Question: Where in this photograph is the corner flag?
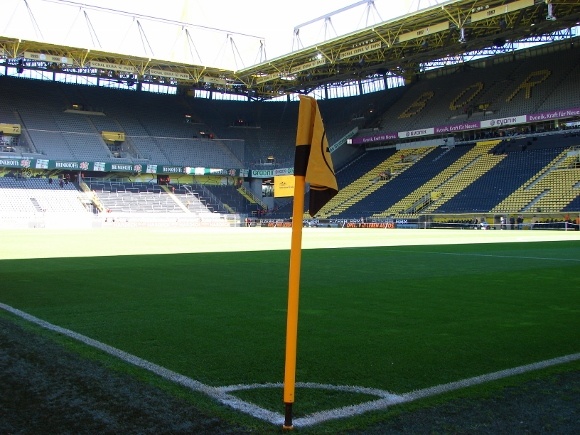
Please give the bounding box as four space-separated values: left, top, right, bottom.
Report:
283 96 338 430
294 95 338 216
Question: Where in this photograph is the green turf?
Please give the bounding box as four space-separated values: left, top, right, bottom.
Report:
1 240 579 399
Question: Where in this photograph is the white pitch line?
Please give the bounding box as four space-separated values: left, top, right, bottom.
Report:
0 302 285 422
1 302 578 428
403 353 580 402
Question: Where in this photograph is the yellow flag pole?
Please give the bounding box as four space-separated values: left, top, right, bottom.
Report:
283 173 305 430
283 95 337 429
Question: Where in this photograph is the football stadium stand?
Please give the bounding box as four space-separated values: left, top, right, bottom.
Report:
1 42 579 229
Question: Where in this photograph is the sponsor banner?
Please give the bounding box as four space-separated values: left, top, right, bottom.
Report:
527 107 580 122
274 174 295 197
394 218 418 224
110 163 140 172
35 159 49 169
471 0 533 23
149 68 190 81
207 168 229 175
88 61 136 74
259 219 293 228
0 159 93 171
393 218 419 229
339 41 381 60
251 169 274 178
259 218 413 229
290 58 326 74
0 158 21 167
255 72 281 84
143 165 183 174
183 167 246 176
0 159 248 176
434 121 480 134
349 131 398 145
342 218 418 228
344 222 396 228
250 167 294 178
274 167 293 176
480 115 527 128
203 76 227 86
328 140 343 153
399 21 449 43
54 161 81 170
350 104 580 145
24 51 74 66
399 127 435 139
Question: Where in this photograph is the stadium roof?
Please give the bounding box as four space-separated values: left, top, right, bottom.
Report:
1 0 579 100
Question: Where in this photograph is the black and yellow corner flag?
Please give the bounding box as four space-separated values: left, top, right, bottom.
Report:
283 96 339 430
294 95 338 216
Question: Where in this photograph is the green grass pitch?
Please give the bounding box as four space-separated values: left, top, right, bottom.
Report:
1 227 579 429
